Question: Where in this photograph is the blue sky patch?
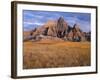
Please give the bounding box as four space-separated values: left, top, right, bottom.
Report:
23 10 91 32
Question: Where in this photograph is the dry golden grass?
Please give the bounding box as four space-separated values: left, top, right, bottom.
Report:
23 31 30 37
23 40 91 69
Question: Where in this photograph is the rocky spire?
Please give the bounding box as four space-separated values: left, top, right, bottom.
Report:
56 16 68 38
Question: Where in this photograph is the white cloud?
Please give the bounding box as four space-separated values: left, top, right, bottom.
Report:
33 22 44 25
24 21 44 26
24 22 34 25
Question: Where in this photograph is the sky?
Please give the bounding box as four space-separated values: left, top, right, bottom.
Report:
23 10 91 32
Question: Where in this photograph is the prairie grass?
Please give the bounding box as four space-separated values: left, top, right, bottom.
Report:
23 40 91 69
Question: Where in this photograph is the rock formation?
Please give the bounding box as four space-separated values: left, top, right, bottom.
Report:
24 17 91 42
66 24 86 42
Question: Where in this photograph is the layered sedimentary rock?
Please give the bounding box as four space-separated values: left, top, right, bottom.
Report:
24 17 90 42
67 24 86 41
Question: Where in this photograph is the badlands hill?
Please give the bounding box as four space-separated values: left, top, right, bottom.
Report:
24 17 91 42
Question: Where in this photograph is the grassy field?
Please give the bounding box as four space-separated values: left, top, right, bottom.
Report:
23 40 91 69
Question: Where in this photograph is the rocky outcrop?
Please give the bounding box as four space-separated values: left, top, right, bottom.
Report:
83 31 91 41
43 17 68 38
56 17 68 38
66 24 86 42
24 17 91 42
44 20 57 37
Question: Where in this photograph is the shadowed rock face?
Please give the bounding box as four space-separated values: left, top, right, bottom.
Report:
44 20 57 37
56 17 68 38
45 17 69 38
30 17 69 38
67 24 86 42
24 17 90 42
84 31 91 41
